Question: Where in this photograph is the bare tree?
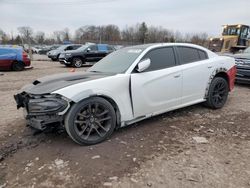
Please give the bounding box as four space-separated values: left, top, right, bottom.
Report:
17 26 33 44
17 26 33 59
62 28 70 41
53 31 63 44
35 31 45 44
138 22 148 43
0 29 8 44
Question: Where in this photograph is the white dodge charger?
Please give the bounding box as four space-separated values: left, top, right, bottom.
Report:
14 43 236 145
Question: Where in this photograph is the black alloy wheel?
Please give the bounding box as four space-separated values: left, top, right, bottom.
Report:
65 97 116 145
205 77 229 109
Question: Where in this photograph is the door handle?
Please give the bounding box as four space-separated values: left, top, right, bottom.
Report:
174 74 181 78
207 66 213 69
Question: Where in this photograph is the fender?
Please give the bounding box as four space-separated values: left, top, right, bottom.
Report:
204 67 228 98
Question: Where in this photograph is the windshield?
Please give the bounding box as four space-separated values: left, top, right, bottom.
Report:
223 26 240 36
76 45 88 51
57 45 68 50
244 47 250 53
88 47 144 73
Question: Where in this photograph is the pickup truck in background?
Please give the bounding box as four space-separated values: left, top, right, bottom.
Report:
0 46 31 71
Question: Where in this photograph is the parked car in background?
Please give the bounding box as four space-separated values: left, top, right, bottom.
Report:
14 43 236 145
59 44 115 67
234 47 250 59
233 47 250 84
0 46 31 71
38 45 60 55
47 44 82 61
32 46 41 54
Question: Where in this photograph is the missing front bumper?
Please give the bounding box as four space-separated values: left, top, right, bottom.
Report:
27 115 64 130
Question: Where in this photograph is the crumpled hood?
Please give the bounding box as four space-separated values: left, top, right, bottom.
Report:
21 71 115 95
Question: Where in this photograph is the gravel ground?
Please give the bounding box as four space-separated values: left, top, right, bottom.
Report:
0 55 250 188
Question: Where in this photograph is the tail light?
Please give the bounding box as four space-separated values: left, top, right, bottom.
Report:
227 65 237 91
23 51 30 59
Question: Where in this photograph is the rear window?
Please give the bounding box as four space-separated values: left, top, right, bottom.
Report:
72 45 81 50
177 47 200 64
198 50 208 60
97 45 108 52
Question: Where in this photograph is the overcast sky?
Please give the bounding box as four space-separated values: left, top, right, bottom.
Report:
0 0 249 37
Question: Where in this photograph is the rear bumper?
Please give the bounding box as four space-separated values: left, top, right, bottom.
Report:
23 59 31 67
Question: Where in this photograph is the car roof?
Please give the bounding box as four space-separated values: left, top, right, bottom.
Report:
123 43 217 58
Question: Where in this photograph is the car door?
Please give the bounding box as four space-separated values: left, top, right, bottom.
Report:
131 47 182 118
176 46 213 104
85 45 98 62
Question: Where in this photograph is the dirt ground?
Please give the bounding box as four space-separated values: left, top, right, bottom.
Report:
0 55 250 188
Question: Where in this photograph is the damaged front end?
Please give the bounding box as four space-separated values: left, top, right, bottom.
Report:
14 92 70 130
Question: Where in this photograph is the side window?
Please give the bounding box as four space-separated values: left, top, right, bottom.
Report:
72 45 80 50
97 45 108 52
65 46 72 51
142 47 176 72
177 47 200 64
89 45 98 51
107 46 114 51
198 50 208 60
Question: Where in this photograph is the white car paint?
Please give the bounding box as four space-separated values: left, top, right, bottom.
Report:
53 43 235 127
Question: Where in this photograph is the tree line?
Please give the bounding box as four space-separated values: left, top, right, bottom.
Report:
0 22 209 47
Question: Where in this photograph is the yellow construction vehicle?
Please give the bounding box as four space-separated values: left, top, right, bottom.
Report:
209 24 249 53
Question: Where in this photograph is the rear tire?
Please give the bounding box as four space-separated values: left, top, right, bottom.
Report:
204 77 229 109
65 97 116 145
12 61 24 71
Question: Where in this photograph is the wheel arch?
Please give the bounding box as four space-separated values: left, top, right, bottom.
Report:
205 68 230 98
96 95 121 129
72 55 85 62
69 94 121 129
214 72 229 85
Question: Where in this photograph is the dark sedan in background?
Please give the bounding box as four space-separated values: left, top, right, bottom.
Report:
59 44 115 67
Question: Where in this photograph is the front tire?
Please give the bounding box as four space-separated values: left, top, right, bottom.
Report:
204 77 229 109
72 57 84 68
65 97 116 145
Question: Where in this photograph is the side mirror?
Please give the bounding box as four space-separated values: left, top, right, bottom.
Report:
86 48 91 52
137 59 151 72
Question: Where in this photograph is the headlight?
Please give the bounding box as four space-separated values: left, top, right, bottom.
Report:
28 95 68 114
